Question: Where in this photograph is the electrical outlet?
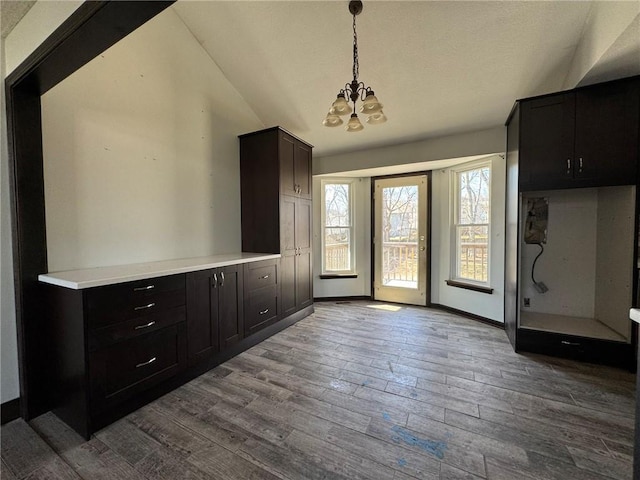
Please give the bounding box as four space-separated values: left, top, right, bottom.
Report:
523 298 530 307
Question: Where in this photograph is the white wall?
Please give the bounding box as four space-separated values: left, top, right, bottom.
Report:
1 38 20 404
312 177 371 298
4 1 82 75
563 2 640 89
431 155 506 322
313 127 505 176
41 8 263 271
520 189 598 318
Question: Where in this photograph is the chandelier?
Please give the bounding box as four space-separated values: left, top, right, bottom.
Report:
322 0 386 132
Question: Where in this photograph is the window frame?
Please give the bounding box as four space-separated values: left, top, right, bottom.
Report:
320 178 356 275
450 161 492 287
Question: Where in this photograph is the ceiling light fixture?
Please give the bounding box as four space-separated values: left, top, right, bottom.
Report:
322 0 386 132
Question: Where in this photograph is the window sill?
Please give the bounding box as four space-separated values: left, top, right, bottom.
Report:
445 279 493 294
319 274 358 280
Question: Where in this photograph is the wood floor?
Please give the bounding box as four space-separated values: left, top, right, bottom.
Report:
2 300 636 479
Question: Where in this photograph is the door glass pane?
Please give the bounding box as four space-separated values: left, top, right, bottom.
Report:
457 225 489 281
324 228 350 271
381 186 418 288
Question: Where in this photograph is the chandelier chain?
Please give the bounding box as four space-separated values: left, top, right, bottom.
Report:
352 13 359 82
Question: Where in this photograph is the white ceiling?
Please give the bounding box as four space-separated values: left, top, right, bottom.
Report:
171 1 640 158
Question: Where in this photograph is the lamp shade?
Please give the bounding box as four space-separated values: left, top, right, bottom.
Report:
366 111 387 125
359 92 383 114
323 113 344 127
345 113 364 132
329 95 352 116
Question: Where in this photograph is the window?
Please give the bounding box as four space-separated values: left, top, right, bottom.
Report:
321 179 355 274
452 163 491 284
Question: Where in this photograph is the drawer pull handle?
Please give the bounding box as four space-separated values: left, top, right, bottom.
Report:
133 285 154 292
259 308 269 315
259 274 270 279
134 321 156 330
561 340 580 346
134 302 155 311
136 357 157 368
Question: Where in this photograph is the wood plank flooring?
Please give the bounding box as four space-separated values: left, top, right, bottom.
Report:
2 300 636 479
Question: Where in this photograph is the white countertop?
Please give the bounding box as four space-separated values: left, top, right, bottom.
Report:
38 253 281 290
630 308 640 324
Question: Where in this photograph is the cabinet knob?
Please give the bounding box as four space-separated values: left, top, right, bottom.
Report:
578 157 583 173
566 159 571 175
212 273 218 288
219 271 225 287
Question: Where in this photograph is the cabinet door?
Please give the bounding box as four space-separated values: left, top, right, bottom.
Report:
279 133 297 196
296 251 313 310
281 195 296 255
186 269 218 365
218 265 244 350
294 141 312 199
280 254 297 317
574 79 639 186
519 92 575 191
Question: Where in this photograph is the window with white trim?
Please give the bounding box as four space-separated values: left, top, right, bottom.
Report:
452 163 491 284
321 179 355 274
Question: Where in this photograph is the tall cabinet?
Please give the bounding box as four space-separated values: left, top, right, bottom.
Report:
505 75 640 369
239 127 313 318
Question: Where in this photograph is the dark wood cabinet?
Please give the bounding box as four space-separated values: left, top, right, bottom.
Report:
243 259 280 336
279 132 312 198
48 274 188 439
186 265 243 365
240 127 313 318
505 75 639 369
519 76 639 191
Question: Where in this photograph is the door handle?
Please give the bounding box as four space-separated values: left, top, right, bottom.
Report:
566 159 571 175
578 157 583 173
219 271 225 287
259 308 269 315
212 272 217 288
420 246 426 251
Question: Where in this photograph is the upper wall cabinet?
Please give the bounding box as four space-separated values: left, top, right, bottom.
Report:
279 132 312 199
519 76 639 191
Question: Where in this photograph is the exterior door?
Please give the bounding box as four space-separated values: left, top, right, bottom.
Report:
373 175 429 305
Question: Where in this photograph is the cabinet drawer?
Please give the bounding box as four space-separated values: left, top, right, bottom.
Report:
89 323 186 411
86 276 185 328
244 285 278 336
244 259 278 292
88 306 185 351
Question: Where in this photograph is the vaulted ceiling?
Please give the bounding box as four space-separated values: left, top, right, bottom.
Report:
171 1 640 157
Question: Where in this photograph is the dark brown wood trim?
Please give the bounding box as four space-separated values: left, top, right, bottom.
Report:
318 274 358 279
1 398 21 425
314 296 372 302
6 0 174 421
445 279 494 294
431 303 504 330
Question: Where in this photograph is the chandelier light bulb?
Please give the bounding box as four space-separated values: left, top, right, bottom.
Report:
323 113 344 127
345 113 364 132
329 95 352 116
360 91 383 114
366 111 387 124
